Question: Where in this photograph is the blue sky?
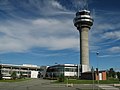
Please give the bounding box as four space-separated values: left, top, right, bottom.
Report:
0 0 120 70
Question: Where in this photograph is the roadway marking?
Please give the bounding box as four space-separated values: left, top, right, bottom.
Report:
98 85 119 90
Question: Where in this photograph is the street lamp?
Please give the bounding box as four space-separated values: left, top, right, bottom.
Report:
96 52 99 90
91 66 94 90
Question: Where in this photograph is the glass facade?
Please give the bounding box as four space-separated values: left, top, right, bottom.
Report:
46 64 78 78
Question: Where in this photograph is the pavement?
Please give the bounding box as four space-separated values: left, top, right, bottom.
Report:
0 79 119 90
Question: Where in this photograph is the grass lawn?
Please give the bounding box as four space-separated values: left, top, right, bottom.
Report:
0 78 31 82
55 79 120 84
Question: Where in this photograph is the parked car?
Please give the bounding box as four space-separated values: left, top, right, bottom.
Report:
2 76 12 80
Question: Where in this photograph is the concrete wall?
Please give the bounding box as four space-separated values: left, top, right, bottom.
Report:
95 71 107 80
31 71 38 78
102 72 107 80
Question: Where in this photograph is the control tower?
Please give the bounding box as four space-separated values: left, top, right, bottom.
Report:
73 10 93 73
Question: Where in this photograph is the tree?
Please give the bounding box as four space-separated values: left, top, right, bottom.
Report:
19 72 23 79
11 71 17 80
38 72 41 78
117 72 120 81
0 65 2 80
108 68 116 78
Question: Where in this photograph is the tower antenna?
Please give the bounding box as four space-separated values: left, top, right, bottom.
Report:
83 0 88 10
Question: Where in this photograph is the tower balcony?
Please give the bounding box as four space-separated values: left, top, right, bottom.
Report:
73 10 93 29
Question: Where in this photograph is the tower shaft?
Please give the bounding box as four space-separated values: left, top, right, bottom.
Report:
79 27 89 73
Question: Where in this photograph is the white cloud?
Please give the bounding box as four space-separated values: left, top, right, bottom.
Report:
71 0 88 10
108 47 120 53
0 0 119 56
0 17 79 53
0 0 80 53
103 31 120 39
46 37 79 50
0 0 73 19
51 0 64 10
99 54 120 58
89 10 120 53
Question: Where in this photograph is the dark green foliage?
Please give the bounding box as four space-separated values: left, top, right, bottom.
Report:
11 71 17 80
108 68 116 78
117 72 120 81
58 74 65 82
19 72 24 79
37 72 41 78
0 65 2 80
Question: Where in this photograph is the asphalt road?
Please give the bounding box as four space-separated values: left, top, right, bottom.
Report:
0 79 119 90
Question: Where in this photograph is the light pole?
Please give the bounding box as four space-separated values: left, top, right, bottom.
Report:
91 66 94 90
77 64 80 78
96 52 99 90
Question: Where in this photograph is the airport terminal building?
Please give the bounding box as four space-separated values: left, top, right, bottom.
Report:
46 64 107 80
0 64 42 78
46 64 79 78
0 63 107 80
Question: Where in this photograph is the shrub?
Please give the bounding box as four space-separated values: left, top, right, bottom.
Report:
58 74 65 82
11 71 17 80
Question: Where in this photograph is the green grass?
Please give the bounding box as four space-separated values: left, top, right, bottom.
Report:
0 78 31 82
54 79 120 84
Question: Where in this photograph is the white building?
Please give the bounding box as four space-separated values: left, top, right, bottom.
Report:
46 64 79 78
0 64 41 78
